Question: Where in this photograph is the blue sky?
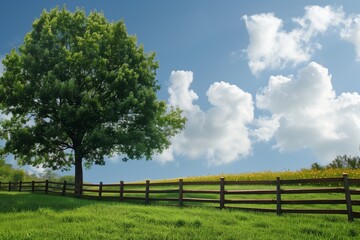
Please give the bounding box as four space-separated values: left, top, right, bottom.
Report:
1 1 360 183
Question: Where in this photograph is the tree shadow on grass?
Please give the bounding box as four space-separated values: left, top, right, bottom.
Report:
0 191 219 214
0 191 168 213
0 192 97 213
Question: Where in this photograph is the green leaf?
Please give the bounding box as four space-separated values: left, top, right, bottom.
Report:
0 7 186 190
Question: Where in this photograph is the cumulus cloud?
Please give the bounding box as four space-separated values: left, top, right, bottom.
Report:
154 71 254 165
243 13 309 75
243 5 344 75
168 71 200 112
153 147 175 164
293 5 344 40
341 15 360 60
256 62 360 163
251 115 280 142
28 164 46 175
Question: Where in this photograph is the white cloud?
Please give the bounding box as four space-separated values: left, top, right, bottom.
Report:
256 62 360 163
28 164 46 175
168 71 199 112
107 155 125 163
341 15 360 60
153 147 175 164
294 5 344 40
155 71 254 165
243 5 344 75
251 115 280 142
243 13 308 75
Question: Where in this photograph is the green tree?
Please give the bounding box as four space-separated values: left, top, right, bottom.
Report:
11 169 25 182
310 162 323 170
58 175 75 183
40 169 59 180
0 159 37 182
0 159 13 181
328 155 360 169
0 8 185 195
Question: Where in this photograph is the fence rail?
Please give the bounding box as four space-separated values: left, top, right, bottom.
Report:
1 173 359 221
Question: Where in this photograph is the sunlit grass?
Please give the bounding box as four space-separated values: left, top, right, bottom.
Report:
0 192 359 240
76 169 360 214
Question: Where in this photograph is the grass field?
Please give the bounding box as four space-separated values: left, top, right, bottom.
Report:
0 192 359 240
88 183 360 213
84 175 360 213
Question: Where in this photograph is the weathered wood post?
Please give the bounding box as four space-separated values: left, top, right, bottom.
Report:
120 181 124 201
19 181 22 192
0 181 2 190
31 181 35 192
220 177 225 209
343 173 353 222
62 181 67 196
179 179 184 207
8 181 11 191
276 177 282 216
98 182 103 200
45 180 49 194
145 180 150 205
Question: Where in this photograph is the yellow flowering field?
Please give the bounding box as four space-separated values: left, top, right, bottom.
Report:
152 168 360 183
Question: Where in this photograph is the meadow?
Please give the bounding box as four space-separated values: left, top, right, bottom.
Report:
78 169 360 215
1 169 360 239
0 192 359 240
151 168 360 182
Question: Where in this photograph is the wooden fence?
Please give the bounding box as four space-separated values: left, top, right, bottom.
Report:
1 173 359 221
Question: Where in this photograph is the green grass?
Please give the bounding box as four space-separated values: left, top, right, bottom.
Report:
0 192 359 240
86 182 360 212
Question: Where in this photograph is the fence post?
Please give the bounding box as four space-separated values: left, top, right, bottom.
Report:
19 181 22 192
45 180 49 194
62 181 67 196
220 177 225 209
31 181 35 192
99 181 103 200
0 181 2 191
120 181 124 201
276 177 282 216
145 180 150 204
343 173 353 222
8 181 11 191
179 179 183 207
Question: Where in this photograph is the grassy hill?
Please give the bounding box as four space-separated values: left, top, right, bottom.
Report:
1 168 360 239
0 191 359 239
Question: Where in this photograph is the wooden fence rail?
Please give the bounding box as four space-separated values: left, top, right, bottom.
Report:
1 173 359 221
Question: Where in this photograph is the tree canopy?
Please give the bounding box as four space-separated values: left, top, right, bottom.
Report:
0 159 26 182
0 7 185 194
311 155 360 170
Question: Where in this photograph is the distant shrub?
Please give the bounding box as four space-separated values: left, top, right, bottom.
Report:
311 155 360 170
11 169 25 182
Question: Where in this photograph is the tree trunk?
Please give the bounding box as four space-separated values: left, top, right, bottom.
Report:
74 150 83 196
